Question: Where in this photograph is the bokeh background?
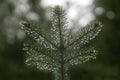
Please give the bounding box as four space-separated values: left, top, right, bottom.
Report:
0 0 120 80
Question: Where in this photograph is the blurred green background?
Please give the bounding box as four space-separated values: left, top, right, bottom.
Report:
0 0 120 80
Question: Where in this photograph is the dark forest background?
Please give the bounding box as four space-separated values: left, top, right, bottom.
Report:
0 0 120 80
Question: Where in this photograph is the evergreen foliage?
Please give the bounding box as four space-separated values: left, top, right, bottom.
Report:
21 6 102 80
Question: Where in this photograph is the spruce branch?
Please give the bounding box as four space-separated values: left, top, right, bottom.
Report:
23 43 58 62
21 21 59 49
64 21 102 49
21 5 102 80
65 47 98 64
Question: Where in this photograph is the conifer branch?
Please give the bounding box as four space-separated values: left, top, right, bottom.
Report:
27 58 57 68
24 44 59 62
64 23 101 49
58 11 63 47
57 8 65 80
65 49 97 63
22 22 59 49
21 6 102 80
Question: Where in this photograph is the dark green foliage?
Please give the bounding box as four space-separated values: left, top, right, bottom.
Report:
21 6 102 80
